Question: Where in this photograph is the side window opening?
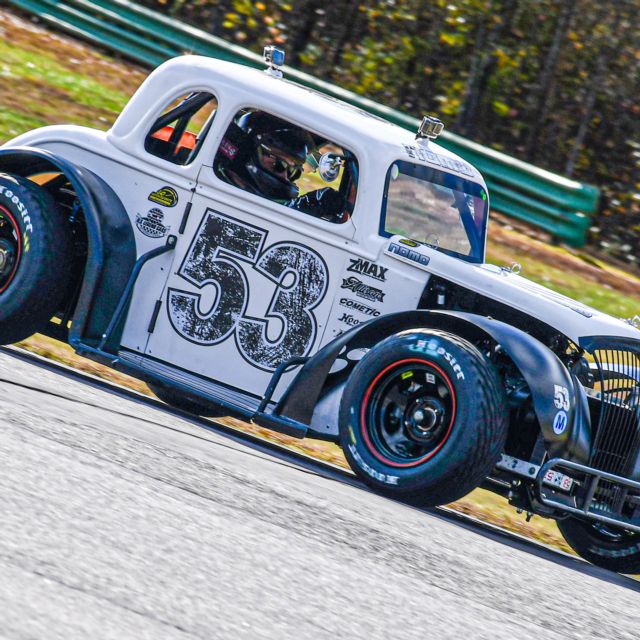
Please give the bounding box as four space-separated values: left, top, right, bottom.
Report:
145 91 218 166
213 108 359 224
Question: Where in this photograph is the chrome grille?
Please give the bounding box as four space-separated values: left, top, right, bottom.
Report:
587 341 640 512
590 347 640 473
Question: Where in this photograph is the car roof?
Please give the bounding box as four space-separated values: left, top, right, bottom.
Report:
112 55 481 182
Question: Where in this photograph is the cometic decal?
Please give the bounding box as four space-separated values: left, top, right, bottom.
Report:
148 186 179 207
168 209 328 371
339 297 381 317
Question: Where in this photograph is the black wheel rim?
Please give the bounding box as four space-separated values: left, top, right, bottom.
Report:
361 358 456 468
0 206 21 294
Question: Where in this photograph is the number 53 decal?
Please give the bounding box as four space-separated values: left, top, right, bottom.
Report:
168 210 328 371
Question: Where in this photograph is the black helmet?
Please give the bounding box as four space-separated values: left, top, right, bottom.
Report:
224 111 314 200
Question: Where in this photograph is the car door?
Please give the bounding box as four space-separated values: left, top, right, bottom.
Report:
144 108 360 398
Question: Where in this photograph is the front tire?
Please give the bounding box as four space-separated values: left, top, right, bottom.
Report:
557 517 640 573
339 329 508 506
0 174 72 344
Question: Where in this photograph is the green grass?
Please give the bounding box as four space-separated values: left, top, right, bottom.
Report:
0 41 131 113
0 107 47 140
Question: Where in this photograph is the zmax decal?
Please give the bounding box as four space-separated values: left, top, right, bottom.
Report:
168 209 328 372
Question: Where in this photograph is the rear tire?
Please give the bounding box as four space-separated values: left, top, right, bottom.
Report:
339 329 508 506
557 517 640 573
0 174 72 344
148 380 227 418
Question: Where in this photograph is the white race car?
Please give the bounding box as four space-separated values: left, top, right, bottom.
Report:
1 49 639 572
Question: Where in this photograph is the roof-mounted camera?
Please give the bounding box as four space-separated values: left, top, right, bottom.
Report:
416 115 444 140
264 46 285 78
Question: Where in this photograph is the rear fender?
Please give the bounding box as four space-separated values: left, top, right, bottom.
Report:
0 147 136 344
279 310 590 461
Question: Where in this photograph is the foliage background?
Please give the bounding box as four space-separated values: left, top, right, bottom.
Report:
141 0 640 266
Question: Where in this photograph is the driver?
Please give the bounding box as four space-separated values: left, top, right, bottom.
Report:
215 110 348 223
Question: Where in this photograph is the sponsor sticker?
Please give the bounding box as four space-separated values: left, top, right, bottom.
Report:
219 138 239 159
339 297 381 317
399 238 419 247
148 186 178 208
388 242 430 266
552 410 568 435
341 277 385 303
338 313 360 327
347 257 388 282
136 208 169 238
401 143 475 177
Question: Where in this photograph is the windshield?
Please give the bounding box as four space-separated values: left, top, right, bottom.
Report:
381 161 488 263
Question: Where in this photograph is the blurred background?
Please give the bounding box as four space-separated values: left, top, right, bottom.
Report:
139 0 640 270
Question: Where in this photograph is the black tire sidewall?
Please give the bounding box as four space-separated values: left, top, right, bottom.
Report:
557 517 640 573
0 174 72 342
340 330 505 501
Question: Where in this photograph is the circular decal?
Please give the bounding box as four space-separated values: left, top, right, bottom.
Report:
552 410 568 435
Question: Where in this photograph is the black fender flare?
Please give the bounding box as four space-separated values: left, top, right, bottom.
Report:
0 147 136 344
278 310 590 462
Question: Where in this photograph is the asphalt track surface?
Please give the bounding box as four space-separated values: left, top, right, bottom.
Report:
1 347 639 639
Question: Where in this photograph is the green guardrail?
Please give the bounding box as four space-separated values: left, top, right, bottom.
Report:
7 0 599 246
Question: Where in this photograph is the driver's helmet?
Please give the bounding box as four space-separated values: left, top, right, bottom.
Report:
220 111 314 200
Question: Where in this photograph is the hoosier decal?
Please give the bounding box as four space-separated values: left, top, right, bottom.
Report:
341 276 385 303
148 186 179 207
347 257 388 282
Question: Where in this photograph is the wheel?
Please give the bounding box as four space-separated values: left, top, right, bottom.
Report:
557 517 640 573
148 380 227 418
0 174 72 344
339 329 508 506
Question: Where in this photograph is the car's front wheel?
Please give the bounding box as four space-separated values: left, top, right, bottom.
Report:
557 516 640 573
339 329 508 506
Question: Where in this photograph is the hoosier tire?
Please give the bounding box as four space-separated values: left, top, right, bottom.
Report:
0 174 72 345
557 517 640 573
339 329 508 506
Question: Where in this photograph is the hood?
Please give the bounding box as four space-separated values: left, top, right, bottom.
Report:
384 237 640 345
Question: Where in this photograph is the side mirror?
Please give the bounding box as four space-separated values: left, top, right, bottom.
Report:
318 152 344 183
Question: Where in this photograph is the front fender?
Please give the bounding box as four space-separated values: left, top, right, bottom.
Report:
278 310 590 462
0 147 136 345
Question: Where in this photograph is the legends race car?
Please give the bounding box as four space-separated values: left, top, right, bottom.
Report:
1 49 639 572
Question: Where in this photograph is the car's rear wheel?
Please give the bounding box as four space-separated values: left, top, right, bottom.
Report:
557 516 640 573
0 174 72 345
148 380 227 418
339 329 508 506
